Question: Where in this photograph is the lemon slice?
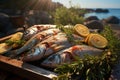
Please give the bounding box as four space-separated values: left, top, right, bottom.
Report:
0 43 12 54
9 32 23 48
84 34 93 43
74 24 90 37
9 32 23 41
88 34 108 48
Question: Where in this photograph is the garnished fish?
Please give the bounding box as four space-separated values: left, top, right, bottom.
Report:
23 25 56 40
41 45 103 68
22 33 72 62
8 28 60 57
0 32 23 54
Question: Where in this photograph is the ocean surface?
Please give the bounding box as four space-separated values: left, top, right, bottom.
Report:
84 8 120 20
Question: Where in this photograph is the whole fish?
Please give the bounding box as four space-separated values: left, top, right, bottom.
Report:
8 28 60 58
0 32 23 54
22 33 72 62
23 25 56 40
41 45 103 68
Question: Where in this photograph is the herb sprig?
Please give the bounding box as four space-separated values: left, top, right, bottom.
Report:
53 25 120 80
56 25 84 45
5 39 25 47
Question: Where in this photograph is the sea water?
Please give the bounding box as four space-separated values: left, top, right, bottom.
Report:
84 8 120 20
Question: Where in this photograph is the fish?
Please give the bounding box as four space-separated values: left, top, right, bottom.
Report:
23 25 56 40
0 32 23 54
0 43 12 54
8 28 60 58
41 45 103 68
22 33 72 62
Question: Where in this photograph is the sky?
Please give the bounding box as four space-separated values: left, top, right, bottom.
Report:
52 0 120 8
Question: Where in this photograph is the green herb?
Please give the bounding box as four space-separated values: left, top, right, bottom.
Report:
53 26 120 80
56 25 84 45
101 26 120 53
5 39 25 46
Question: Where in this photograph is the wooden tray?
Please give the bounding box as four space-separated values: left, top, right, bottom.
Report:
0 55 57 80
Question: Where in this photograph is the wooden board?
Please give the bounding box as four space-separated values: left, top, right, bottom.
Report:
0 55 57 80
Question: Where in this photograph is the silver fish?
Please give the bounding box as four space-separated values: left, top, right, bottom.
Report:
22 33 72 62
23 25 56 40
41 45 103 68
9 28 60 58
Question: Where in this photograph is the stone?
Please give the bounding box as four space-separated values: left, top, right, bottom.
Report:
0 13 14 35
85 16 99 22
104 16 120 24
84 20 104 31
95 8 109 13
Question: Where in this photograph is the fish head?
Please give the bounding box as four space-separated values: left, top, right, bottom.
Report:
41 51 73 68
23 44 47 61
41 54 61 68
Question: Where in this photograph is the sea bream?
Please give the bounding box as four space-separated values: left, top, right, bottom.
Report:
23 25 56 40
8 28 60 58
22 33 73 62
41 45 103 68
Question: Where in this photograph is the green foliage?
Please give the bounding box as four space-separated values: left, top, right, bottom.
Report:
101 26 120 53
5 39 25 47
54 7 84 25
53 25 120 80
56 25 84 45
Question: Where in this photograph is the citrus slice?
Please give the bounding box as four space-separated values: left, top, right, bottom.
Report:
84 34 93 43
88 34 108 48
9 32 23 41
0 43 12 54
74 24 90 37
9 32 23 48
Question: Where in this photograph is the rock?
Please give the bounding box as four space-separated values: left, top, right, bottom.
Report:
85 16 99 22
104 16 120 24
25 10 51 26
95 8 109 13
111 60 120 79
0 32 5 38
84 20 104 31
0 12 24 37
0 13 14 34
10 15 25 28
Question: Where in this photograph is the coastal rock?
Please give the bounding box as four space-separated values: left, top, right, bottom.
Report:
0 12 23 38
25 10 51 26
0 13 14 34
0 32 5 38
85 16 99 22
84 20 104 31
104 16 120 24
95 8 109 13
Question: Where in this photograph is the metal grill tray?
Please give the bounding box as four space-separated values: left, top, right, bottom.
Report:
0 55 57 80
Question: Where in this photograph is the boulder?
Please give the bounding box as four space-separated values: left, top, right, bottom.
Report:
0 13 14 34
85 16 99 22
84 20 104 31
104 16 120 24
25 10 51 26
0 12 23 37
95 9 109 13
0 32 5 38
